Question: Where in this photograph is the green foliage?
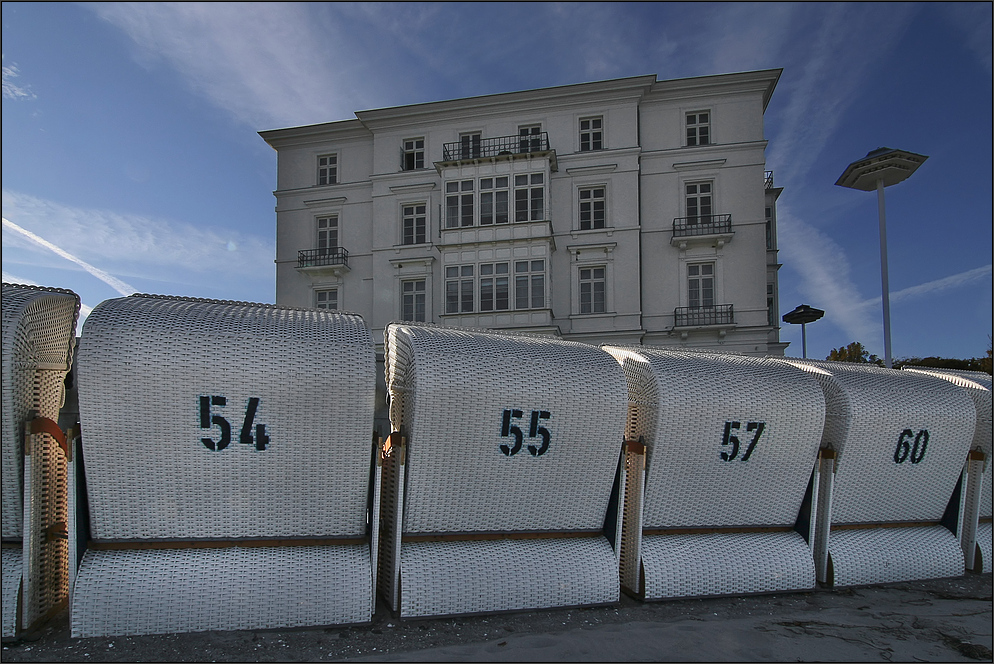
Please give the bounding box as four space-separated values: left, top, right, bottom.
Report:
826 337 993 376
826 341 882 366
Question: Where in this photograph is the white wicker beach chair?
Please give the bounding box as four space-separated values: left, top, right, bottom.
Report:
901 367 991 573
69 295 378 637
772 359 976 587
2 283 80 640
603 347 825 600
381 323 629 618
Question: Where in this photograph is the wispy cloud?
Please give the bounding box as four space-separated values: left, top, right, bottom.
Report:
2 58 36 100
3 217 137 295
775 202 878 343
89 2 361 129
858 264 992 309
763 3 918 183
2 190 274 296
938 2 993 76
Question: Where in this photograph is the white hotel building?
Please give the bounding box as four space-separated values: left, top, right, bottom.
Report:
260 69 787 356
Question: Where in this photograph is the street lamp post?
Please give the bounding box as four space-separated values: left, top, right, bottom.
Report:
782 304 825 359
836 148 928 368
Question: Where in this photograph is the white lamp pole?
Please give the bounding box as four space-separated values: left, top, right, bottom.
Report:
836 148 927 368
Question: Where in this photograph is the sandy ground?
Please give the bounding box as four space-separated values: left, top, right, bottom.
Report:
2 573 990 663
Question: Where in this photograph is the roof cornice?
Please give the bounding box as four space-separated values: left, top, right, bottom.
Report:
354 75 658 130
259 118 371 148
646 69 783 112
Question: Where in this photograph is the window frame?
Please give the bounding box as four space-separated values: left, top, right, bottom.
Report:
402 137 425 171
314 288 339 311
445 264 475 314
578 185 607 231
317 153 338 186
514 172 545 223
578 265 607 315
514 259 546 310
579 115 604 152
402 202 427 245
518 124 542 153
685 111 711 147
459 132 482 159
402 279 427 322
687 262 715 309
316 215 339 253
685 181 714 225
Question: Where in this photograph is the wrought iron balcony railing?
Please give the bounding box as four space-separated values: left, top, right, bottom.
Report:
298 247 349 269
672 214 732 238
674 304 734 327
442 132 551 161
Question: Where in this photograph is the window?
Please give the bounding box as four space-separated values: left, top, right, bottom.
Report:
686 111 710 146
579 267 606 314
519 125 542 153
445 180 475 228
579 187 606 230
686 182 713 224
579 116 603 151
514 173 545 222
515 260 545 310
688 263 715 309
765 207 774 250
445 265 474 313
317 216 338 253
317 154 338 185
460 132 481 159
479 263 510 312
403 138 425 171
767 283 776 327
315 288 338 310
479 177 509 225
402 280 426 322
402 204 427 245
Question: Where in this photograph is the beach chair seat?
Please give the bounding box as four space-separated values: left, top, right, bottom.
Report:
2 283 79 639
381 323 629 618
773 359 976 586
902 367 991 573
70 295 377 637
604 347 825 600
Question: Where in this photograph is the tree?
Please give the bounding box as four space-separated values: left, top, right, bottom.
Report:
826 341 882 365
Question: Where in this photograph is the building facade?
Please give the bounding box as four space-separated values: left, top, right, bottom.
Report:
260 69 787 356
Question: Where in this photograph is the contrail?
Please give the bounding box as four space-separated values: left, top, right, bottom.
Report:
3 217 136 296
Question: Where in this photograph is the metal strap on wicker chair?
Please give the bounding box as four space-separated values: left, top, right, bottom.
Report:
603 346 825 600
2 283 80 640
382 323 628 618
901 367 991 573
69 295 378 637
772 358 976 587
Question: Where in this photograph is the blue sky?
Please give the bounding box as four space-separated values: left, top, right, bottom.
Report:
2 2 991 361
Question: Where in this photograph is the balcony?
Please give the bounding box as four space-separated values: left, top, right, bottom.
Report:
296 247 350 276
765 170 774 189
439 132 557 169
671 214 733 248
674 304 734 328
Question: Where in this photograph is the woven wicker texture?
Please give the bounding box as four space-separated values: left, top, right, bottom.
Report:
977 522 992 574
398 537 618 618
828 525 964 587
1 549 21 639
2 284 78 539
603 347 826 528
76 295 375 539
771 359 976 524
640 531 816 600
385 323 628 534
902 367 992 519
1 283 79 638
69 545 372 637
